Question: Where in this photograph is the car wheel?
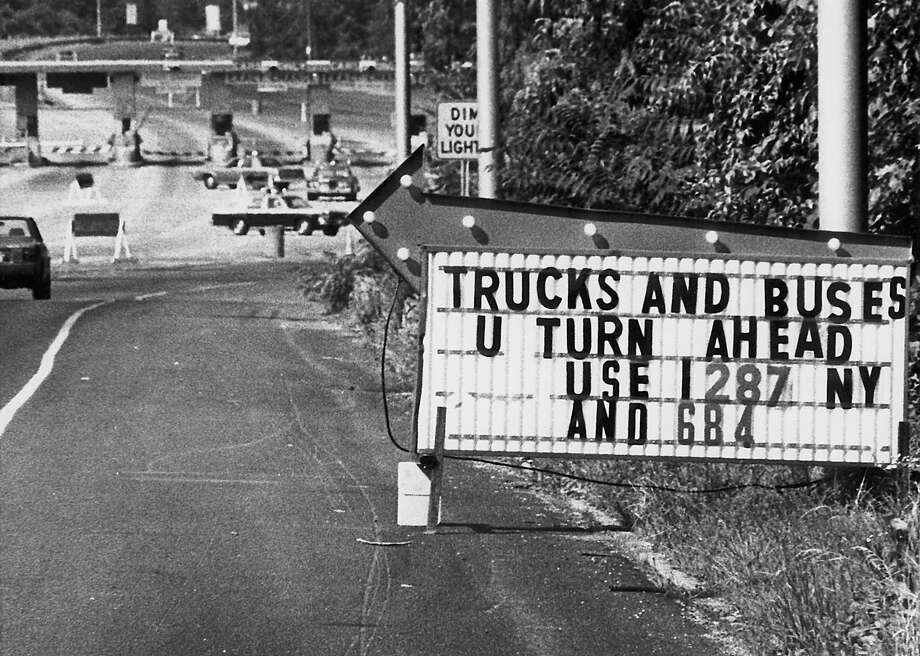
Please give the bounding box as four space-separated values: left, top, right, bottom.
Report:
232 219 249 235
322 226 339 236
296 219 314 236
228 183 237 190
203 174 217 189
32 274 51 300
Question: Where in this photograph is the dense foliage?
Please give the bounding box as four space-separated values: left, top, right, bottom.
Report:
418 0 918 239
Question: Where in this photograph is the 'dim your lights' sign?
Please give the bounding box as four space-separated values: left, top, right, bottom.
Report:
415 249 911 466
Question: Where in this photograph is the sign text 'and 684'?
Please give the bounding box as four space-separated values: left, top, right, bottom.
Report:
417 251 910 465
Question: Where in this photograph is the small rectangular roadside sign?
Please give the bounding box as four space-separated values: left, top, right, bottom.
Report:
436 102 478 160
72 213 120 237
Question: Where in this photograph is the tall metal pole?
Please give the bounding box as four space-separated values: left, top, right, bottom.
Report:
305 0 313 59
96 0 102 38
394 1 411 159
817 0 867 233
476 0 499 198
231 0 239 57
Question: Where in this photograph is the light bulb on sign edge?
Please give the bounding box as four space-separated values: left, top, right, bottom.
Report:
827 237 841 252
362 210 376 223
462 214 476 228
399 175 413 188
583 223 597 237
396 247 411 261
705 230 719 245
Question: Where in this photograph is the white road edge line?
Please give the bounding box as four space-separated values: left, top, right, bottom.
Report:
0 301 110 438
135 291 168 301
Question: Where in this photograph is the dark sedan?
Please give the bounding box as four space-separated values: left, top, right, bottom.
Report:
305 161 360 201
212 193 349 236
0 217 51 300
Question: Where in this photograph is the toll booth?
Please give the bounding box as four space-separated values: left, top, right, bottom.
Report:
306 84 333 164
201 74 237 163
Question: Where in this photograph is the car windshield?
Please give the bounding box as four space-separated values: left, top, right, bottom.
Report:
0 219 33 238
315 163 350 177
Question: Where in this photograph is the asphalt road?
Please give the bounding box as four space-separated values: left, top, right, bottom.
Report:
0 263 725 656
3 80 726 655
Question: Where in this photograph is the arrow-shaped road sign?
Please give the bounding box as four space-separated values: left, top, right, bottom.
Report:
347 147 910 295
349 147 914 468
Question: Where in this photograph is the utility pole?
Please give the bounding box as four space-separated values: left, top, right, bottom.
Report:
231 0 239 58
96 0 102 38
394 0 410 159
304 0 313 59
817 0 867 233
476 0 499 198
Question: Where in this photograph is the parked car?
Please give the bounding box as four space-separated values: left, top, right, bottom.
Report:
211 193 349 236
305 160 360 201
192 154 303 190
0 217 51 300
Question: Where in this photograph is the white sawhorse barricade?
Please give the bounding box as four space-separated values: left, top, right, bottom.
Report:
63 175 134 264
63 213 133 263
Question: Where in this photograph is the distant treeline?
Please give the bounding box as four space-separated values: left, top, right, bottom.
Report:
0 1 402 60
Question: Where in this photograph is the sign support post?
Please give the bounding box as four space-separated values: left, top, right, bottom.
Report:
63 220 79 263
394 1 410 159
817 0 866 232
425 406 447 533
476 0 499 198
112 217 133 262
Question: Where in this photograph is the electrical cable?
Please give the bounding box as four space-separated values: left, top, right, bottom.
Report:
379 282 836 494
381 278 411 452
444 454 835 495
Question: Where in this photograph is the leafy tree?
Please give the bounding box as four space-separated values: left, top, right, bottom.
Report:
493 0 918 242
866 0 920 242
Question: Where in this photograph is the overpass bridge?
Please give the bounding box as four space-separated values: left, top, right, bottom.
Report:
0 59 398 165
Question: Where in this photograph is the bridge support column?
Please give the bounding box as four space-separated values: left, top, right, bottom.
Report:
13 74 42 166
110 73 143 166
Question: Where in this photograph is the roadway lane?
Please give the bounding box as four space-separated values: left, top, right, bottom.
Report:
0 262 724 655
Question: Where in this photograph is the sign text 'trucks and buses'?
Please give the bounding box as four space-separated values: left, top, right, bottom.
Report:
416 250 910 465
